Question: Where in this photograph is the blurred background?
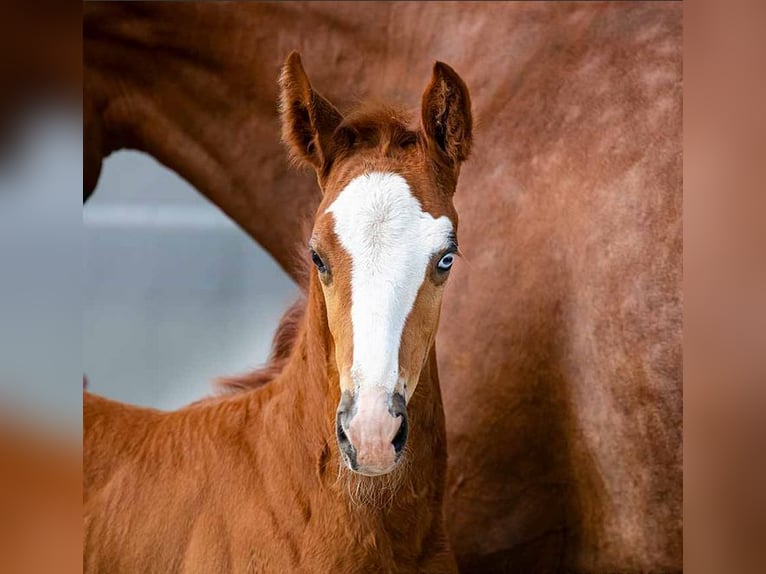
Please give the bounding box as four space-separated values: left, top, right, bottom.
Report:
84 151 297 409
1 111 298 423
0 107 81 436
0 106 82 573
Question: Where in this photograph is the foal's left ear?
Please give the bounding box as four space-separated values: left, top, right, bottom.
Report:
421 61 473 167
279 51 344 171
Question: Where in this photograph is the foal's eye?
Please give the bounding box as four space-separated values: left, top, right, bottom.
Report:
310 249 327 273
437 253 455 272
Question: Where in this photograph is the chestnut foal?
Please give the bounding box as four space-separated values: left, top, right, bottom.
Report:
83 52 472 573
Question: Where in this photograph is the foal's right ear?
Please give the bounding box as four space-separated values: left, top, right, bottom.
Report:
279 51 343 171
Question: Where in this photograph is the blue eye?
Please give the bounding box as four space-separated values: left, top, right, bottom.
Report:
437 253 455 272
310 249 327 273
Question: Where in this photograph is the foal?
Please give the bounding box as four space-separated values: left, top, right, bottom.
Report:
83 52 472 573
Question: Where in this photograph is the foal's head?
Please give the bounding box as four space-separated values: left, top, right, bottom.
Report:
279 52 472 476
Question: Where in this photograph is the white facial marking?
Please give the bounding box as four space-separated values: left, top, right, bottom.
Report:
327 172 453 399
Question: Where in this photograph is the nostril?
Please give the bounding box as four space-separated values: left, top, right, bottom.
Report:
391 414 408 455
336 416 350 449
336 411 358 470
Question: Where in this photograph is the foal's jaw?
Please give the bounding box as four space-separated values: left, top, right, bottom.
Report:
278 51 472 477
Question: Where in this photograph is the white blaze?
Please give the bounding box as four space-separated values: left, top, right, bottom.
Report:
327 172 453 397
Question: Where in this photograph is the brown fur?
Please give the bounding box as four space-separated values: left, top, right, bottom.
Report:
85 3 683 572
83 56 471 573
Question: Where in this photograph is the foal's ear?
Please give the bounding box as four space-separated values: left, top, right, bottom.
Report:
279 51 343 170
420 61 473 167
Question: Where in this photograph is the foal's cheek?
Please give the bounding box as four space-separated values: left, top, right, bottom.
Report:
321 282 355 391
398 282 445 399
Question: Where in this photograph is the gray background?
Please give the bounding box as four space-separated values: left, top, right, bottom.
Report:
0 109 83 434
84 151 297 410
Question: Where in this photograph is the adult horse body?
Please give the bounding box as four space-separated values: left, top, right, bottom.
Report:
85 3 683 572
84 54 473 573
